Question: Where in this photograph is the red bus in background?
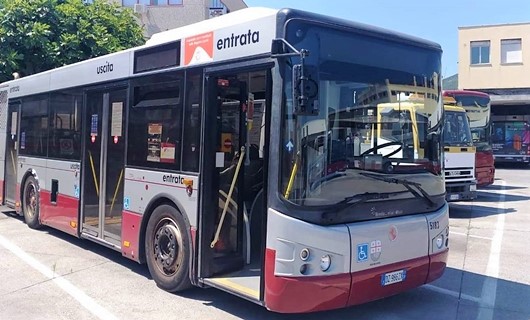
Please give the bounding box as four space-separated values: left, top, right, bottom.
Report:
443 90 495 187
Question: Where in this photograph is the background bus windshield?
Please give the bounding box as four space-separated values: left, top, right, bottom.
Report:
443 111 472 146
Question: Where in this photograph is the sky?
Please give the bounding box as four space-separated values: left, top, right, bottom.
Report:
244 0 530 77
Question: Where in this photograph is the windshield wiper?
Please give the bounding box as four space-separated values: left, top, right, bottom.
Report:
321 190 409 222
336 190 411 205
359 172 436 207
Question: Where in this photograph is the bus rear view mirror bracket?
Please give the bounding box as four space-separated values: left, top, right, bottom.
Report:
292 64 319 116
426 132 440 162
270 38 319 116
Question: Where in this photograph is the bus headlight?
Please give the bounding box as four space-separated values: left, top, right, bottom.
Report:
435 234 444 249
320 255 331 272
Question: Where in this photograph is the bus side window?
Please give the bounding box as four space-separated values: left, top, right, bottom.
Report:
128 72 183 170
49 92 82 160
19 95 49 157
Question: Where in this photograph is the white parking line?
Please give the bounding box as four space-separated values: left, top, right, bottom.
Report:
0 233 118 320
450 231 493 241
477 180 506 320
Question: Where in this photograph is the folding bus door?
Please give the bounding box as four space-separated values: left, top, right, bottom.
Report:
81 88 126 247
4 102 20 207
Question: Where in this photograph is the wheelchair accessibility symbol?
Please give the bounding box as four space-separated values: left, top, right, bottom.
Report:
357 243 369 262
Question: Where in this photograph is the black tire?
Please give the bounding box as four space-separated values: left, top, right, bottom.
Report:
145 204 191 292
22 176 42 229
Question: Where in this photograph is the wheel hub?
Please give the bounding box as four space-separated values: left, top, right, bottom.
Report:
154 224 180 270
25 185 37 217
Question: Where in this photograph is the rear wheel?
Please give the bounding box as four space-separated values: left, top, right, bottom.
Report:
145 204 191 292
22 176 41 229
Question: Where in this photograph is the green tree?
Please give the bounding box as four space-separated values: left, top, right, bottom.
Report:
0 0 145 82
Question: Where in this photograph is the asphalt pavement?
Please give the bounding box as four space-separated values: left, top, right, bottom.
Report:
0 164 529 320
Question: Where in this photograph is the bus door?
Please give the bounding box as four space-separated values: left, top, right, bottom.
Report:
199 68 269 301
4 101 20 207
81 88 127 247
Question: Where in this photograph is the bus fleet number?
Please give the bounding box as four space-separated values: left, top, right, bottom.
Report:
429 221 440 230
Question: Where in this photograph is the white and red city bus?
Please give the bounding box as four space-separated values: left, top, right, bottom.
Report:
443 90 495 187
0 7 448 313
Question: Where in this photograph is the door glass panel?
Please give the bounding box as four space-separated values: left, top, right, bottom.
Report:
103 90 126 238
5 104 19 204
201 69 268 280
82 89 126 241
215 77 243 256
83 92 103 230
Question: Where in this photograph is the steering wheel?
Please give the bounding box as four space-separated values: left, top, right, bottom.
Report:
361 141 403 157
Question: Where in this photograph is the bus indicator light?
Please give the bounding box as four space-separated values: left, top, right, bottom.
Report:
91 135 96 143
70 221 77 228
114 136 118 144
320 255 331 271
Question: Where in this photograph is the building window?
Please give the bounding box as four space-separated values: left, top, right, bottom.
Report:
501 39 522 64
122 0 183 6
470 41 490 65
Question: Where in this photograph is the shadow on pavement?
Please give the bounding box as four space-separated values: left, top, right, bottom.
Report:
180 267 530 320
449 202 516 219
430 267 530 320
494 163 530 170
480 184 527 191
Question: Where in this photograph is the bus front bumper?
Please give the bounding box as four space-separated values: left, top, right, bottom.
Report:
445 181 477 201
264 248 448 313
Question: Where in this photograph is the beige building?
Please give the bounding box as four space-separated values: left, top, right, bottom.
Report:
458 22 530 109
458 23 530 103
106 0 247 37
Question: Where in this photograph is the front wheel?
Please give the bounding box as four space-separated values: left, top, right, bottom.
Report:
22 176 42 229
145 204 191 292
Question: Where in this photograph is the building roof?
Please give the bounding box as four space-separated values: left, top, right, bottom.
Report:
458 21 530 30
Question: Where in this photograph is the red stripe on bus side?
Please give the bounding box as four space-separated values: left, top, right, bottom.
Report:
426 249 449 283
15 183 21 213
122 210 142 263
40 190 79 237
264 248 351 313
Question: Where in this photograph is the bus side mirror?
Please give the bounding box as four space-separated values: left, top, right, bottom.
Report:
292 64 319 116
426 132 440 162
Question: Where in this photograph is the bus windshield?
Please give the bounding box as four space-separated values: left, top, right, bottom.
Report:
280 21 444 208
443 90 491 145
443 110 473 146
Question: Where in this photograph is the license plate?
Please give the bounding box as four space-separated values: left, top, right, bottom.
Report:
381 269 407 286
470 184 477 192
449 194 460 200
